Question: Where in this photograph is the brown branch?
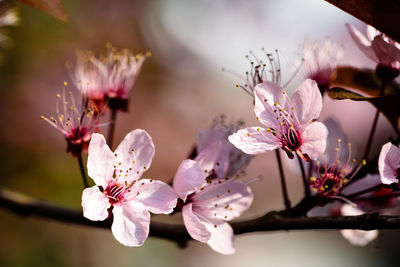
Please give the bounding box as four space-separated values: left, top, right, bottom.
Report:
1 188 400 247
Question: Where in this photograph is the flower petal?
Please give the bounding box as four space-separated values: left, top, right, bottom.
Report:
135 179 177 214
182 203 211 242
81 186 111 221
114 129 155 180
111 201 150 247
197 126 228 153
340 204 378 246
229 127 280 154
291 79 322 125
206 221 235 255
195 141 222 173
346 24 379 63
378 142 400 185
371 35 400 67
300 121 328 160
254 81 289 128
192 181 253 221
173 159 207 201
87 133 114 187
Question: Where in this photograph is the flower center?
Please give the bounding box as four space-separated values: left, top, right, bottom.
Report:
104 182 126 204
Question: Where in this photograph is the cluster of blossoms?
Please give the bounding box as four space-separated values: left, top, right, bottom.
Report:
37 22 400 253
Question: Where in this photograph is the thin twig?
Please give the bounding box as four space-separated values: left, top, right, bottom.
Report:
275 150 291 209
362 80 386 161
78 155 89 188
297 154 310 198
107 109 117 148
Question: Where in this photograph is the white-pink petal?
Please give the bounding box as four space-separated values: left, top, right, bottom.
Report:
346 24 379 63
205 221 235 255
114 129 155 180
378 142 400 185
195 141 222 173
340 204 378 246
87 133 115 187
81 186 111 221
182 203 211 242
111 201 150 247
229 127 280 155
173 159 207 201
254 81 288 128
300 122 328 160
291 79 322 125
135 179 177 214
192 181 253 221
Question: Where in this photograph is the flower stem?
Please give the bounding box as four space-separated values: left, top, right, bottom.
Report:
362 80 386 161
78 155 89 188
107 109 118 149
275 150 291 210
297 154 310 198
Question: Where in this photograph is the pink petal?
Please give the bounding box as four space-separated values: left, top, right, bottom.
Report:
197 127 228 153
111 201 150 247
340 204 378 246
195 141 222 173
371 35 400 67
346 24 379 63
114 129 155 180
135 179 177 214
228 127 280 154
173 159 207 201
214 142 232 178
206 221 235 255
182 203 211 242
254 81 289 128
300 121 328 160
81 186 111 221
291 79 322 125
87 133 115 187
378 142 400 185
192 181 253 221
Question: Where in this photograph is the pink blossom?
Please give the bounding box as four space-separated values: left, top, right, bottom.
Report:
340 204 378 246
346 24 400 80
378 142 400 185
196 115 252 178
69 50 108 111
82 130 177 246
302 38 343 91
93 44 150 111
309 138 356 197
173 122 254 254
41 85 98 157
229 79 328 161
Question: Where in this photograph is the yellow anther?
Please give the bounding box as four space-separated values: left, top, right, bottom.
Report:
236 84 240 88
282 91 286 94
324 185 328 188
335 148 339 152
274 102 278 106
247 133 250 137
291 107 294 110
63 81 68 86
309 177 316 182
319 186 325 191
56 94 61 98
362 159 367 165
337 138 341 143
40 116 45 119
257 128 260 131
145 51 152 57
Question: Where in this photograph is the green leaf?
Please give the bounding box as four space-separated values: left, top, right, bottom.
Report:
329 87 400 134
332 66 400 96
17 0 67 22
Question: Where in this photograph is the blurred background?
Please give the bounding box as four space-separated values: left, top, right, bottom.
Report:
0 0 398 266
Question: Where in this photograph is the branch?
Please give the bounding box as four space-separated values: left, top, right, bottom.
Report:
1 188 400 247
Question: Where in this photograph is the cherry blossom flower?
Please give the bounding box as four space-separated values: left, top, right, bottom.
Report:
68 50 107 111
346 24 400 80
378 142 400 185
229 79 328 161
309 138 357 197
173 120 254 254
340 204 378 246
41 84 99 157
93 44 150 111
302 38 343 93
82 130 177 246
196 115 252 178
